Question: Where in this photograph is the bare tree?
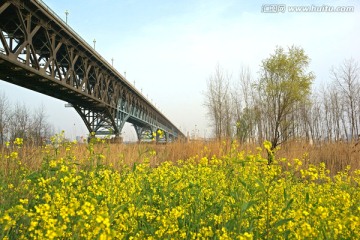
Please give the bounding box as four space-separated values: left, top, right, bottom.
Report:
232 66 257 143
0 92 10 145
9 102 31 141
0 92 55 145
30 104 53 145
306 92 322 144
331 58 360 141
204 64 232 140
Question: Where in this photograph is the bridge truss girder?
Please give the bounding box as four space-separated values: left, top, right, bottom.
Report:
0 0 185 141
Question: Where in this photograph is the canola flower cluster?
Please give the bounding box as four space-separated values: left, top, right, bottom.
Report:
0 138 359 239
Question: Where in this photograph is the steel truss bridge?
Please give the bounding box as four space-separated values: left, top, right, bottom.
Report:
0 0 185 142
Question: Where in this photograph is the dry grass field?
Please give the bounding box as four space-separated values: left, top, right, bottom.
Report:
2 136 359 175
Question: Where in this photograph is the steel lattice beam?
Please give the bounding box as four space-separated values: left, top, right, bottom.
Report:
0 0 185 141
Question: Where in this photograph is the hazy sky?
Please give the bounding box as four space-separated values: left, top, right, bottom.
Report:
0 0 359 140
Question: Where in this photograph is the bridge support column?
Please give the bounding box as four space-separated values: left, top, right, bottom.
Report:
115 111 130 136
154 128 168 143
165 132 170 142
134 125 154 142
73 105 120 136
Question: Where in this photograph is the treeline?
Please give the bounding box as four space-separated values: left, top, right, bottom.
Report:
0 92 54 145
204 46 360 148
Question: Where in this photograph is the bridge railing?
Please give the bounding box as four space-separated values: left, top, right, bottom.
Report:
33 0 133 88
32 2 109 67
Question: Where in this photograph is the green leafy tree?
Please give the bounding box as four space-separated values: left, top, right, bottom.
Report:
258 46 315 163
